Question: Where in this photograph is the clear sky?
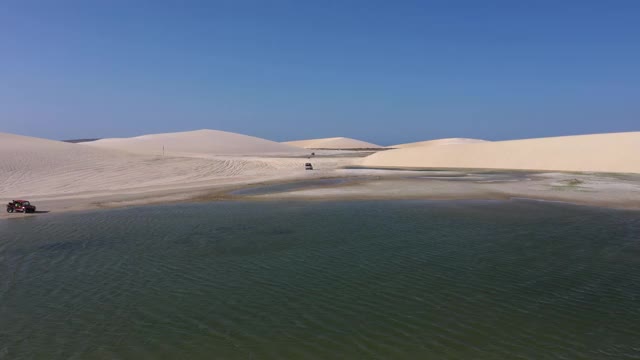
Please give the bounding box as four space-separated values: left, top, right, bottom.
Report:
1 0 639 145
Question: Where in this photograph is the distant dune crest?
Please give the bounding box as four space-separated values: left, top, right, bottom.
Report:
86 129 304 155
363 132 640 173
284 137 382 149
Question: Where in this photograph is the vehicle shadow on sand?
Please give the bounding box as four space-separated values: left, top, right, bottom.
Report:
8 210 50 215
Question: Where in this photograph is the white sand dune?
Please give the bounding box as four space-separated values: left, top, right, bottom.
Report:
390 138 488 149
86 129 304 156
363 132 640 173
284 137 382 149
2 130 639 217
0 131 351 202
0 132 136 197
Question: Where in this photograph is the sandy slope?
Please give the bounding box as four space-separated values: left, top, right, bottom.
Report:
284 137 382 149
86 129 304 156
363 132 640 173
0 132 134 197
0 131 353 204
390 138 488 149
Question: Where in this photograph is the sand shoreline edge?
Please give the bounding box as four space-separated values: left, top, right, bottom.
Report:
2 170 639 220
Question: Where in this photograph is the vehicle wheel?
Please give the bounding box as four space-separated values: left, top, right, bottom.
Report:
7 208 13 213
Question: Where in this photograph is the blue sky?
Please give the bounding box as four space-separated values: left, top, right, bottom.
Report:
1 0 639 145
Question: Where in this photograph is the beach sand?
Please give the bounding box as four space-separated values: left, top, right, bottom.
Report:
2 130 640 219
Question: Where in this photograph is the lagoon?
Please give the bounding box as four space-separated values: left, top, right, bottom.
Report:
1 200 639 359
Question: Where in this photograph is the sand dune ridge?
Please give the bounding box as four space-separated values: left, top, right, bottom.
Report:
364 132 640 173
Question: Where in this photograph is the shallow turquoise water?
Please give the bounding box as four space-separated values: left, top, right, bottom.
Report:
1 200 639 359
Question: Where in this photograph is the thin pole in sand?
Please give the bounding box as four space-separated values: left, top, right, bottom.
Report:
163 145 165 156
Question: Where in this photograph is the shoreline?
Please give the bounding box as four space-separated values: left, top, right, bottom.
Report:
3 131 640 220
3 169 639 220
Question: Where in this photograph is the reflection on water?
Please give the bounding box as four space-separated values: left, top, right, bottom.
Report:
1 200 639 359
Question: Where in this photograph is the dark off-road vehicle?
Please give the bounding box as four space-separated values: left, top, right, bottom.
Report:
6 200 36 213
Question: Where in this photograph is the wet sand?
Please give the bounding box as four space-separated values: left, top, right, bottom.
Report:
3 169 639 220
223 170 640 209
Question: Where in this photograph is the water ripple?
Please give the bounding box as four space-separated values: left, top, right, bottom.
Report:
1 201 639 359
